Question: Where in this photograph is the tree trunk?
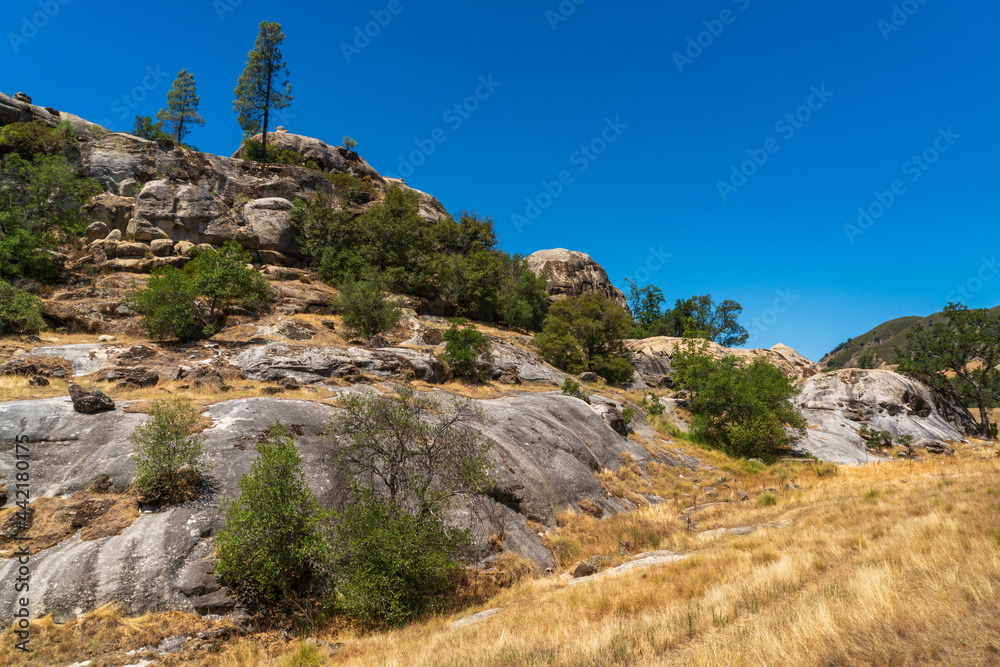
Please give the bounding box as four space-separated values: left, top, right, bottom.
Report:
262 68 272 161
977 399 991 439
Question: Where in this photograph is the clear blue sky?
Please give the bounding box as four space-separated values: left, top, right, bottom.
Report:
5 0 998 361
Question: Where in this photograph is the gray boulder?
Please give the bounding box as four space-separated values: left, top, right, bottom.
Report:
793 369 977 464
231 342 443 384
242 197 297 256
85 221 110 243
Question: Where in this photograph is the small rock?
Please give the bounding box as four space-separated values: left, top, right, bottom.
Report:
579 371 599 382
261 386 285 395
98 335 116 342
736 489 749 501
572 560 598 578
29 375 49 387
68 383 115 413
13 92 32 104
322 320 337 330
151 238 174 257
86 221 110 243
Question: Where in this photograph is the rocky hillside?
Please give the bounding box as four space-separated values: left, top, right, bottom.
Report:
0 91 985 628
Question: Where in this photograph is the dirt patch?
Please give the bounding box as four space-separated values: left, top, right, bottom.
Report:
0 487 140 558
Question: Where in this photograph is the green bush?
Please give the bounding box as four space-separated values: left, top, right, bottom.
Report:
442 320 492 381
239 138 304 165
497 265 549 331
215 421 332 608
132 115 172 142
332 490 468 626
130 399 206 503
643 392 666 416
856 349 878 369
670 347 807 459
534 292 635 386
326 172 375 205
561 377 588 402
0 120 77 158
325 386 492 624
757 493 778 507
128 242 271 341
331 278 402 342
0 280 45 336
128 267 201 341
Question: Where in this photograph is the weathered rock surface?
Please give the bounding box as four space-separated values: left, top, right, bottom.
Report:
241 197 297 256
235 131 382 182
488 336 566 385
231 342 443 384
383 178 450 221
0 389 688 619
26 344 114 376
525 249 629 312
0 91 105 137
792 369 978 464
625 337 818 385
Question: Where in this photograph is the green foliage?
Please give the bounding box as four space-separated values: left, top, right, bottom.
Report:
0 120 77 158
215 421 332 607
326 385 494 518
233 21 293 157
642 392 666 416
896 302 1000 438
671 346 807 458
562 377 583 396
188 241 272 323
128 242 271 341
497 263 549 332
0 229 60 283
621 408 635 426
128 266 201 341
860 425 893 448
535 292 635 386
0 280 45 336
325 387 492 624
662 295 748 347
239 138 303 165
132 115 172 142
442 321 493 381
757 493 778 507
625 279 665 331
856 349 878 369
330 278 402 342
332 489 466 626
130 399 206 502
156 69 205 144
342 135 358 150
325 172 376 205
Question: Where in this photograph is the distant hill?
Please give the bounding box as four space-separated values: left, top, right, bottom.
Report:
820 305 1000 369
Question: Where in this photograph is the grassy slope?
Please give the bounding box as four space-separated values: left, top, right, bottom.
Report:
821 305 1000 368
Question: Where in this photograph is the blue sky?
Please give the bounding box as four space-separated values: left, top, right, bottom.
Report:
5 0 998 361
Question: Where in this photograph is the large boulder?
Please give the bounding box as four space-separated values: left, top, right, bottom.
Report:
792 369 979 464
0 91 105 137
241 197 297 256
67 383 115 413
525 249 629 312
231 342 443 384
625 337 818 385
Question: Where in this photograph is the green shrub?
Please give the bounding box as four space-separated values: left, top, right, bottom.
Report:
215 421 332 608
240 138 304 165
129 243 271 341
342 135 358 150
621 408 634 426
0 280 45 336
670 346 807 459
856 349 878 369
128 267 201 341
332 490 468 626
326 172 375 205
497 265 549 331
317 246 374 286
0 120 77 158
535 292 635 386
130 399 206 503
330 278 402 342
442 319 493 382
757 493 778 507
132 115 172 142
643 392 666 416
561 377 588 402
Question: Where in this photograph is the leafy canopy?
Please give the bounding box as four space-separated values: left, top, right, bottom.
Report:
670 340 807 458
442 319 493 382
130 398 206 503
896 302 1000 438
0 280 45 336
215 421 332 607
234 20 292 157
157 69 205 144
330 278 402 342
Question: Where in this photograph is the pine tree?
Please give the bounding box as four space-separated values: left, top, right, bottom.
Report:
233 21 292 160
156 70 205 145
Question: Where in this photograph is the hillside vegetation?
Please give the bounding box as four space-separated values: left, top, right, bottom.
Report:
822 306 1000 369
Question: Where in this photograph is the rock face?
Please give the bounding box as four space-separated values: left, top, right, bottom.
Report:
0 390 685 620
792 369 978 464
525 249 629 312
626 337 818 385
231 342 445 384
0 91 104 137
234 131 383 182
